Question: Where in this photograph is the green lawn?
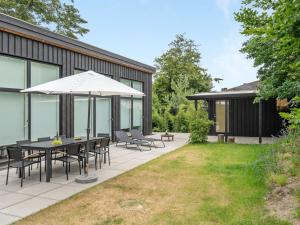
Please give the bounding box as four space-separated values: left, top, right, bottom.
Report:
15 144 291 225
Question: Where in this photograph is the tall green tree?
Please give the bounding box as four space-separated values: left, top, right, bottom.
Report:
153 34 212 109
0 0 89 39
235 0 300 99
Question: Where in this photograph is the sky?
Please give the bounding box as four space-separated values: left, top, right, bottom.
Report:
73 0 257 91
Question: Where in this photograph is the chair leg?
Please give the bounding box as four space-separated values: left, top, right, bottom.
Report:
95 154 97 170
28 165 30 177
21 167 24 187
99 154 102 169
108 150 111 166
44 157 47 172
6 164 9 185
66 159 69 180
78 159 81 175
39 158 42 182
69 162 71 172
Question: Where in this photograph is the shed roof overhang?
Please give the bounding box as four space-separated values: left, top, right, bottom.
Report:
187 90 257 100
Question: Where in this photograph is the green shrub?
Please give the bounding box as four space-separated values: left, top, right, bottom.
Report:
279 96 300 132
173 104 193 133
189 107 213 143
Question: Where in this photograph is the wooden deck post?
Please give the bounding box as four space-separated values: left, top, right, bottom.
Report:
225 100 228 142
258 99 262 144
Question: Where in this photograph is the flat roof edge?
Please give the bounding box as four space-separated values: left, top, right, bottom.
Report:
0 13 156 74
187 90 258 100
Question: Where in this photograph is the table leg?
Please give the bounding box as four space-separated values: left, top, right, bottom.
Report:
46 150 52 182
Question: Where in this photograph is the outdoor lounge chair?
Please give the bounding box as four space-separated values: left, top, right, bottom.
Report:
115 131 151 151
130 129 165 148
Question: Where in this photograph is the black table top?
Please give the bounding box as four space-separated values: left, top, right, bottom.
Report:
19 137 103 150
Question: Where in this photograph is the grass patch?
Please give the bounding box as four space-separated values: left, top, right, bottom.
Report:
14 143 291 225
269 174 288 187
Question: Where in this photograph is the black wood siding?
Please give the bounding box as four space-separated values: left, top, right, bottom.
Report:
207 98 283 137
0 31 153 136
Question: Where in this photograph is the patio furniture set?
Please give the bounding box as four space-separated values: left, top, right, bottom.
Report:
5 134 110 187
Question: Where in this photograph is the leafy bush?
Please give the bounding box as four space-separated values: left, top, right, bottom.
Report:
280 96 300 131
189 107 213 143
173 104 193 133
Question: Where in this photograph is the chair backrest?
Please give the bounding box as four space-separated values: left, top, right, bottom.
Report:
66 143 81 155
130 129 144 140
16 140 31 146
87 140 96 151
115 131 130 142
97 133 110 138
99 137 110 148
38 137 51 142
7 146 23 161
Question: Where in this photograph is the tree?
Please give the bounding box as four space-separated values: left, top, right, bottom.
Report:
0 0 89 39
153 34 212 108
235 0 300 99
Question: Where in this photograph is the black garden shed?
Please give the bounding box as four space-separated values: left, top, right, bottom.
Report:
187 81 284 143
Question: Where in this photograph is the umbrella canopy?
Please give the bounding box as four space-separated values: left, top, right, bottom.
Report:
21 70 145 96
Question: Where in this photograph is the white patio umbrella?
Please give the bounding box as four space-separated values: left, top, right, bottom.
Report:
21 70 145 183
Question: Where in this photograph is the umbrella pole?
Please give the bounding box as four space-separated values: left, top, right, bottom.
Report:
75 92 97 184
85 92 91 176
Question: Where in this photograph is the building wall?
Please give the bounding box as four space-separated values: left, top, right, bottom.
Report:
207 98 283 137
0 30 153 138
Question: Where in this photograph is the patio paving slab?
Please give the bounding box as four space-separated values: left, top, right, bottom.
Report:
0 197 57 218
0 193 32 209
0 213 20 225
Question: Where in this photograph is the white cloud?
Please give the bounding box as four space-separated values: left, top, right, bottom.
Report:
205 30 257 91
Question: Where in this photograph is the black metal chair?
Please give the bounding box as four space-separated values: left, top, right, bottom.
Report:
130 129 165 148
94 137 110 169
6 146 42 187
54 143 82 180
17 140 46 171
97 133 110 138
115 131 151 151
37 137 51 142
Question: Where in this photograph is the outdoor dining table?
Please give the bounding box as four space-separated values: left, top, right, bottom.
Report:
19 137 103 182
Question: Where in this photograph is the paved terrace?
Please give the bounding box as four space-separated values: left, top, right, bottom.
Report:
0 133 189 225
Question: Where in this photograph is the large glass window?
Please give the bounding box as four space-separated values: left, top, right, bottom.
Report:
120 98 132 130
74 96 93 137
0 55 26 89
31 62 59 140
96 98 111 135
119 79 143 131
0 56 28 145
31 95 59 140
0 92 28 145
